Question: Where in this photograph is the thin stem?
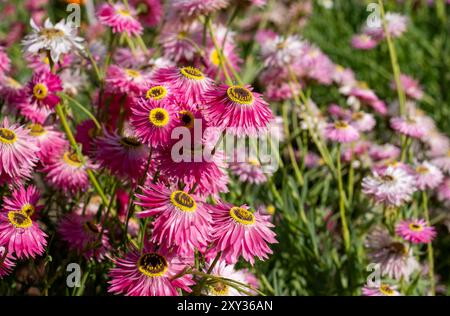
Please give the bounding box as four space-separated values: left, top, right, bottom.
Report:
59 92 101 129
282 102 304 186
206 18 233 85
347 142 355 203
337 144 351 253
422 191 435 296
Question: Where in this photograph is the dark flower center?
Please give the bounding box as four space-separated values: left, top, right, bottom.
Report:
229 207 255 225
170 191 196 212
180 66 204 80
227 86 254 105
138 253 168 277
120 136 142 148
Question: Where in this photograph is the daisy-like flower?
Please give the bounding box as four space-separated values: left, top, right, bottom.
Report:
366 228 419 281
391 74 423 101
58 210 111 261
0 118 39 184
431 150 450 174
130 0 163 27
349 111 376 132
260 35 303 68
0 246 15 279
324 120 360 143
351 33 378 50
142 83 174 103
170 0 230 18
108 244 194 296
26 70 62 109
202 260 250 296
97 3 143 36
209 201 277 265
395 219 436 244
130 98 180 147
203 84 273 137
369 144 400 161
21 18 84 62
362 283 400 296
135 183 212 255
105 65 151 95
413 161 444 190
0 210 47 259
158 146 229 196
41 150 94 194
230 155 270 184
362 166 416 206
27 123 67 163
2 185 43 217
17 99 53 125
364 12 408 40
390 116 428 139
94 130 150 182
160 29 199 64
153 66 213 104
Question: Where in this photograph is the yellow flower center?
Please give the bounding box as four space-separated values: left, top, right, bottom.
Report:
334 120 349 129
28 123 46 137
117 8 131 16
120 136 142 148
408 223 424 232
180 66 204 80
137 253 168 277
33 83 48 100
63 151 83 167
21 204 35 217
170 191 197 212
146 85 168 100
381 174 395 182
266 204 276 215
227 86 254 105
179 110 195 129
210 281 229 295
210 49 220 66
351 112 364 121
8 211 32 229
229 207 255 225
125 69 141 78
40 28 65 39
247 158 261 167
415 165 429 174
379 284 396 296
0 128 17 144
149 108 170 127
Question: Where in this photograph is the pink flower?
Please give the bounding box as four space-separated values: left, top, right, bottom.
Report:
324 120 360 143
0 210 47 259
75 120 98 155
209 201 277 265
437 178 450 201
94 130 150 182
105 65 151 95
202 260 250 296
369 143 400 161
349 111 376 132
26 70 62 109
41 150 95 194
395 219 436 244
153 66 213 105
0 47 11 77
135 183 212 256
170 0 230 17
130 98 180 148
2 185 43 216
362 283 400 296
413 161 444 190
0 246 15 279
203 84 273 137
391 74 423 101
229 155 270 184
17 99 53 124
130 0 163 27
97 3 143 36
390 116 428 139
351 34 378 50
108 244 194 296
58 209 111 262
27 123 67 163
0 118 39 184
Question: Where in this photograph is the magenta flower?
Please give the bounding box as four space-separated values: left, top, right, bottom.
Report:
130 98 180 147
351 34 378 50
26 70 62 109
170 0 230 18
105 65 151 95
108 244 194 296
0 210 47 259
362 283 400 296
97 3 143 37
395 219 436 244
203 84 273 137
391 74 423 101
75 119 98 155
2 185 43 216
130 0 163 27
58 210 111 262
390 116 428 139
27 123 67 163
0 246 15 279
324 120 360 143
135 183 212 256
0 118 39 184
209 201 277 265
94 130 150 182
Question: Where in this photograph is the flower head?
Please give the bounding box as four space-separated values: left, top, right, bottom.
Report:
98 3 143 36
413 161 443 190
27 123 67 163
0 246 15 279
2 185 43 217
390 116 428 139
202 260 250 296
395 219 436 244
362 283 400 296
324 120 360 143
26 70 62 109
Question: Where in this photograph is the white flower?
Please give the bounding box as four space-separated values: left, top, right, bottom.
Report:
22 18 85 62
261 35 304 68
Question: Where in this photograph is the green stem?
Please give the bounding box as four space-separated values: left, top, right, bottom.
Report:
206 18 233 85
422 191 435 296
347 142 355 204
337 144 351 253
59 92 101 129
282 102 304 186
